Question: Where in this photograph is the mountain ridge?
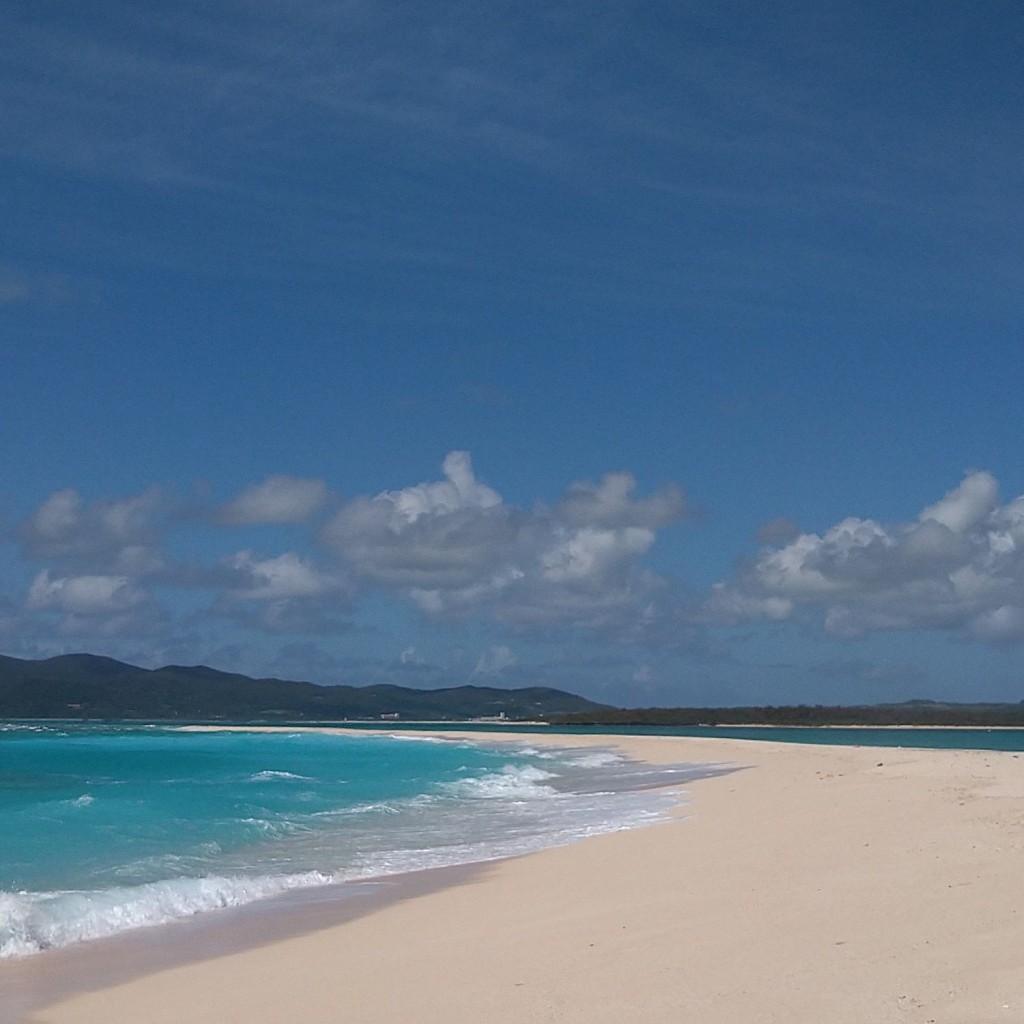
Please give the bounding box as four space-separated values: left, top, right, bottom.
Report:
0 653 609 721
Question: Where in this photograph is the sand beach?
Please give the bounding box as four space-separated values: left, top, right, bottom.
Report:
14 732 1024 1023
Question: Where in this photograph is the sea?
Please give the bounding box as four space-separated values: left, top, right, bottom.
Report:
0 723 729 960
5 722 1023 964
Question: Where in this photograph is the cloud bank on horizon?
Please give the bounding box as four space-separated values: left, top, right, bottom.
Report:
6 455 1024 704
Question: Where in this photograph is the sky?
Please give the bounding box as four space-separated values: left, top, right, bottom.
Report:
3 1 1024 706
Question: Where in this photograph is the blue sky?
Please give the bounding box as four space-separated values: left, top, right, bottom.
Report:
3 1 1024 705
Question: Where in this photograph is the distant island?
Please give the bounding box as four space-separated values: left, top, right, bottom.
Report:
4 653 1024 726
0 653 607 722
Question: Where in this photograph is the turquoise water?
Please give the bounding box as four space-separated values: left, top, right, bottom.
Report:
0 723 725 958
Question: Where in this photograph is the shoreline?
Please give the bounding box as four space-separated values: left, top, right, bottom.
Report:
0 862 490 1024
13 731 1024 1022
1 729 713 1022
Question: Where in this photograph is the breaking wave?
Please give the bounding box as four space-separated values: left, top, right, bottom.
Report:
0 872 335 959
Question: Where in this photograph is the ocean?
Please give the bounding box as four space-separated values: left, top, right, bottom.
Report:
0 723 727 960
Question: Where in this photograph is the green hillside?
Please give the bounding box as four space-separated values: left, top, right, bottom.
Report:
0 653 608 722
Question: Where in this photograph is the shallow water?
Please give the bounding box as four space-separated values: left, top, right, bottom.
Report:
0 723 728 959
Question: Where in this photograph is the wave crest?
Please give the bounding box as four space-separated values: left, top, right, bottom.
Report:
0 871 336 959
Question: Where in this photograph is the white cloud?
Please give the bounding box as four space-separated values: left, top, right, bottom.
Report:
391 451 502 522
321 452 686 637
321 451 514 589
540 525 655 583
707 471 1024 642
19 486 166 574
26 571 148 616
222 551 346 602
206 551 353 636
919 471 999 533
970 605 1024 642
29 489 80 541
555 472 685 528
217 475 329 525
12 456 687 649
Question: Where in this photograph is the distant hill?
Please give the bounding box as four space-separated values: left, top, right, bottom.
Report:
0 653 609 722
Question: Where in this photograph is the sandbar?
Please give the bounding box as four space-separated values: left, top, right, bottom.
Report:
16 732 1024 1023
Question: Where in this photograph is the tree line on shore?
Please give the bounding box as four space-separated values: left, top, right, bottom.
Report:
545 701 1024 727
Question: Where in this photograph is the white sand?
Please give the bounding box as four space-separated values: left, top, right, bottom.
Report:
23 733 1024 1023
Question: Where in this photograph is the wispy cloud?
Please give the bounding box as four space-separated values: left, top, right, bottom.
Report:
0 277 30 304
5 1 1019 318
0 266 88 305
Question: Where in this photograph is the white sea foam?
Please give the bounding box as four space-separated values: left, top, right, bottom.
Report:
248 770 314 782
0 871 337 959
338 801 404 816
441 764 558 800
383 733 450 744
563 750 624 768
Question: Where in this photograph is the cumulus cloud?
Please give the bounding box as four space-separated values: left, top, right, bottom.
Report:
206 551 353 635
321 452 686 637
555 472 685 528
919 471 999 533
222 551 345 601
539 525 655 583
321 451 515 590
707 471 1024 642
12 456 689 650
19 486 166 574
26 571 150 619
216 475 329 525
